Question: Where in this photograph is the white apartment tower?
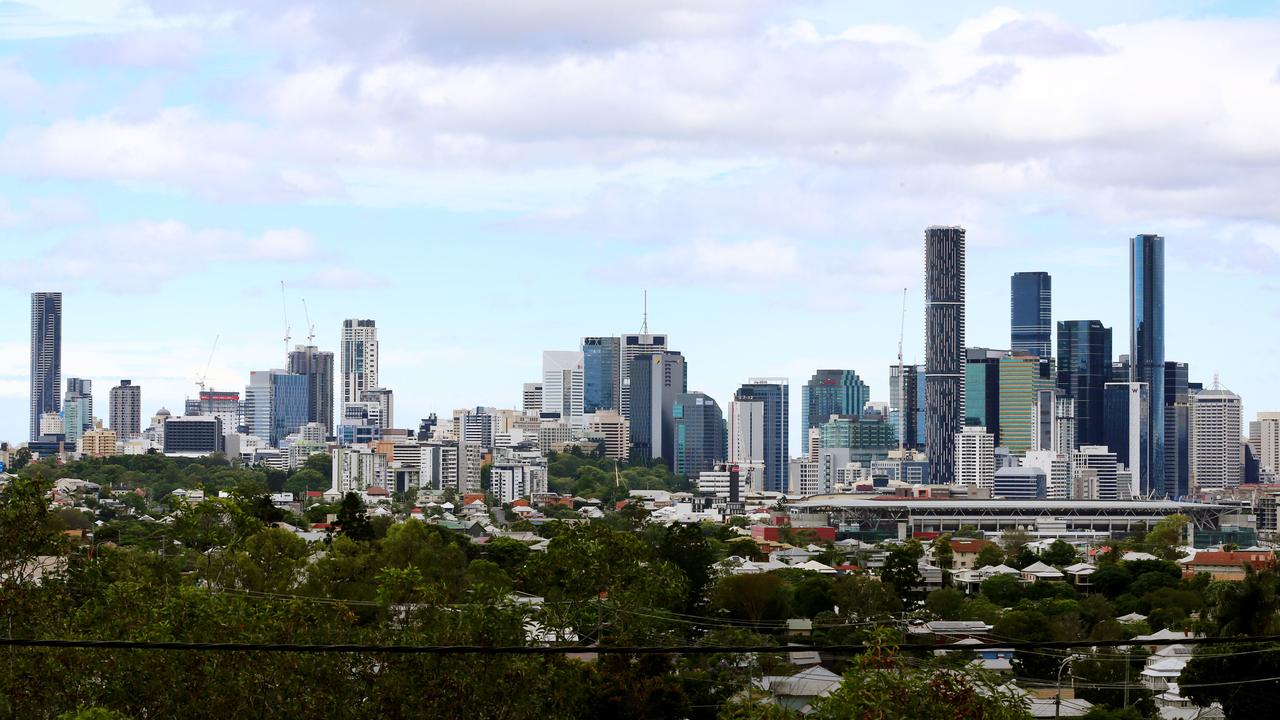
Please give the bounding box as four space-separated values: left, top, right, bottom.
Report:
341 319 379 411
954 426 995 490
1258 412 1280 478
1190 380 1243 490
728 397 766 491
541 351 585 429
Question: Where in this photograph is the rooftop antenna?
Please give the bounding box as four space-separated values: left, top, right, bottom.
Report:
641 290 649 334
280 280 292 357
195 335 219 393
897 287 907 455
302 298 316 345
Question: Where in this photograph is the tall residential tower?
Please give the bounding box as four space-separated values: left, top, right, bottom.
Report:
30 292 62 441
925 226 965 485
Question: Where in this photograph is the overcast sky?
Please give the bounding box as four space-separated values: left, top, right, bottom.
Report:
2 1 1279 447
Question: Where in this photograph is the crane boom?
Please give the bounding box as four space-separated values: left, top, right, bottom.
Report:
280 280 292 357
302 298 316 345
195 335 219 393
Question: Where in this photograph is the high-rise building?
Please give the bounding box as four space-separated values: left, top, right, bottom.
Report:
1056 320 1112 447
1259 413 1280 477
1073 446 1119 500
81 428 118 458
340 319 378 410
109 380 142 440
1010 272 1052 357
191 390 241 436
582 336 621 414
1164 361 1191 498
63 396 89 448
627 352 686 467
672 392 726 478
620 332 668 420
925 226 965 485
585 411 630 462
288 345 335 434
1131 234 1166 496
360 388 394 430
801 370 870 450
997 354 1053 457
1054 397 1077 456
1104 381 1150 498
1024 450 1071 499
522 383 543 415
729 397 765 492
30 292 62 441
889 364 926 450
542 351 586 429
1189 379 1242 491
954 426 995 490
64 378 93 431
965 349 1004 440
733 378 789 492
819 415 897 465
245 370 309 447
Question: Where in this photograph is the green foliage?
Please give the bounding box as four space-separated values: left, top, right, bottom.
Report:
1039 539 1079 567
880 541 924 605
712 573 791 627
925 586 966 620
0 475 66 583
335 492 374 541
975 544 1006 569
1182 641 1280 719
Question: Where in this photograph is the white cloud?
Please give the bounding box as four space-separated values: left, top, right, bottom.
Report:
623 237 800 285
0 220 316 292
980 17 1110 57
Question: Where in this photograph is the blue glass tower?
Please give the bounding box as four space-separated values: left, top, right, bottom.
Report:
1011 272 1052 357
270 372 310 447
582 336 621 414
673 392 727 477
801 370 870 435
735 379 789 492
1057 320 1112 447
1130 234 1165 496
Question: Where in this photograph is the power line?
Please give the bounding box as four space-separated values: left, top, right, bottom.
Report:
2 634 1279 656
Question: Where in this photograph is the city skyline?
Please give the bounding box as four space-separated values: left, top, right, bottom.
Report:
2 2 1280 448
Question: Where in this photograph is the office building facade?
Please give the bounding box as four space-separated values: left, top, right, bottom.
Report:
1189 381 1242 491
1104 381 1150 498
582 336 621 414
997 354 1052 457
163 416 225 456
672 392 727 478
925 226 966 484
801 370 870 447
1131 234 1166 496
733 378 789 492
64 378 93 431
620 332 668 420
889 364 926 451
341 319 378 409
954 426 995 490
1164 361 1191 498
628 351 686 467
542 351 586 429
965 349 1003 440
288 345 335 434
1056 320 1112 447
1010 272 1052 356
30 292 62 441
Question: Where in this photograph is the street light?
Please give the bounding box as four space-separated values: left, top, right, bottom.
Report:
1055 654 1078 720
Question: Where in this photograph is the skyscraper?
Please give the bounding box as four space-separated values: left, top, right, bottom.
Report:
620 332 667 419
64 378 93 431
964 349 1004 440
192 390 241 437
1104 381 1150 498
30 292 62 441
1056 320 1112 447
288 345 335 434
628 351 686 467
1164 361 1191 498
582 336 621 414
245 370 309 447
925 226 965 485
889 364 925 451
1189 379 1242 491
341 319 378 410
1131 234 1166 496
801 370 870 447
998 354 1053 457
954 425 995 490
734 378 789 492
1011 272 1052 357
672 391 726 478
109 380 142 439
542 351 586 429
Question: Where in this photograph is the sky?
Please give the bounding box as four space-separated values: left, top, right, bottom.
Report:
2 1 1279 450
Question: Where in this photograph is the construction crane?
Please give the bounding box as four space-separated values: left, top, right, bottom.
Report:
280 280 292 357
195 335 219 393
302 298 317 345
896 287 907 455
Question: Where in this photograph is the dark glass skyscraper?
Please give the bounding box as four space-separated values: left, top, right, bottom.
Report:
1164 361 1190 498
964 349 1003 440
288 345 335 434
582 336 621 414
735 379 789 492
270 372 310 447
801 370 870 437
628 351 686 468
30 291 62 441
925 226 965 485
1011 272 1052 357
1057 320 1112 447
1131 234 1166 496
673 392 727 477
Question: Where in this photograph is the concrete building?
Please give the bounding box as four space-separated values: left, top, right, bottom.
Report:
340 319 378 412
620 332 668 420
925 226 966 485
522 383 543 415
288 345 334 434
492 460 549 504
1189 380 1243 491
188 390 241 437
1024 451 1071 500
1258 412 1280 478
542 350 585 429
163 416 224 456
586 410 630 461
955 426 995 490
628 351 687 467
331 444 389 495
890 364 926 451
734 378 789 492
788 459 822 497
360 388 394 430
109 380 142 440
965 348 1004 441
993 467 1047 500
80 428 118 458
729 396 766 492
1073 446 1120 501
30 292 62 442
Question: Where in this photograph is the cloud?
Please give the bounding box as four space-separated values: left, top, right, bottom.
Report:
299 265 387 290
980 18 1110 57
0 194 96 230
0 220 315 292
620 237 800 285
937 60 1020 95
70 28 205 67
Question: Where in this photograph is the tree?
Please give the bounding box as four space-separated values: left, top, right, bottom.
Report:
1182 640 1280 719
1040 539 1079 567
283 468 325 498
0 476 65 583
805 630 1032 719
335 492 374 542
925 586 966 620
830 575 901 621
1089 564 1132 599
981 574 1024 607
931 534 954 572
880 542 924 605
10 447 32 471
975 544 1005 569
712 573 791 627
1000 528 1033 558
1143 514 1190 561
655 523 717 614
